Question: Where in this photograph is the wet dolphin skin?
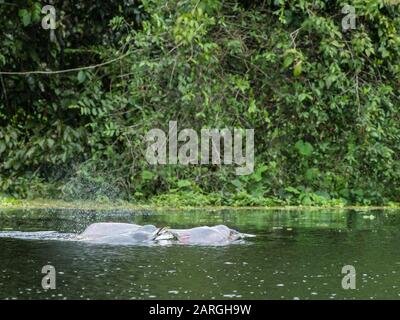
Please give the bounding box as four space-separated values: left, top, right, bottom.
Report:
79 223 254 245
0 223 255 246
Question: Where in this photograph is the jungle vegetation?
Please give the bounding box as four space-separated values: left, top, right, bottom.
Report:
0 0 399 207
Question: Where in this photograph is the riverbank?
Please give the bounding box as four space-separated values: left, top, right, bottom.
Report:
1 198 400 212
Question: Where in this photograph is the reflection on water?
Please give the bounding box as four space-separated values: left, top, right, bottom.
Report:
0 208 400 300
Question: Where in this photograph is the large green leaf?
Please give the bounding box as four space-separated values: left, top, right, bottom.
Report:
295 140 314 157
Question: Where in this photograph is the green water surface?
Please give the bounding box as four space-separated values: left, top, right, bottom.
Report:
0 209 399 300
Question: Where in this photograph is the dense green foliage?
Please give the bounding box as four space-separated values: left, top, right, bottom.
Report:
1 0 399 206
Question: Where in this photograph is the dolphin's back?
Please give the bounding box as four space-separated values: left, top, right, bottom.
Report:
79 223 142 239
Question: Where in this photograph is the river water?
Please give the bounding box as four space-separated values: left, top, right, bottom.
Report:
0 208 399 300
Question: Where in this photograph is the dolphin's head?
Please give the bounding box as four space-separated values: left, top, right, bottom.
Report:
212 225 239 241
214 225 254 241
213 225 230 234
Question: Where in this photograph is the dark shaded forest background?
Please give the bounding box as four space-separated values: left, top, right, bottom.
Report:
0 0 399 206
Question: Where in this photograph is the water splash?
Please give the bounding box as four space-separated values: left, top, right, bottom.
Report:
0 231 76 241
